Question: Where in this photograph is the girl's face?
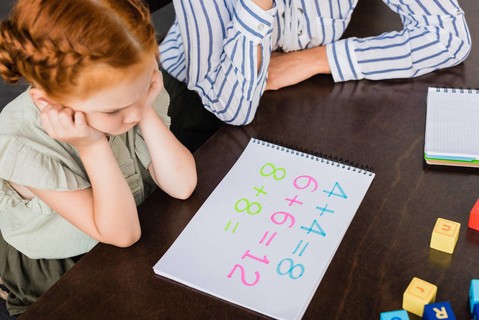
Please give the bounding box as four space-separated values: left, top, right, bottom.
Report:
64 57 161 136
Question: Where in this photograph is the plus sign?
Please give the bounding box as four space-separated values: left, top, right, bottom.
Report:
285 195 303 207
253 185 268 197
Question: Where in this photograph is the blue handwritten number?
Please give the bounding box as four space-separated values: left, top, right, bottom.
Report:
300 219 326 237
276 258 305 280
323 182 347 199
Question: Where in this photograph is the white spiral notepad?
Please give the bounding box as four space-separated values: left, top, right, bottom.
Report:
424 87 479 167
153 138 375 319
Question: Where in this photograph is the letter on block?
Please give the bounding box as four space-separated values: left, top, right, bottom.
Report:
423 301 456 320
469 199 479 231
380 309 410 320
402 277 437 317
470 279 479 313
430 218 460 254
473 303 479 320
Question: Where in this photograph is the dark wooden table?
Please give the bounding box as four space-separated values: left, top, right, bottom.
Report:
19 0 479 319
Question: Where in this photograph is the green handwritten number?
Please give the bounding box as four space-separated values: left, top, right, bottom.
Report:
260 162 286 181
234 198 262 215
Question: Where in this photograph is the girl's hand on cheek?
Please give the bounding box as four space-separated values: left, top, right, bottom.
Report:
40 104 106 150
143 69 163 111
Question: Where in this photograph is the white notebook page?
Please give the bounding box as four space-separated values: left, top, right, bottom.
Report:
425 87 479 159
154 138 375 320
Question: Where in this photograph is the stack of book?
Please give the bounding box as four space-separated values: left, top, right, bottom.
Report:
424 87 479 168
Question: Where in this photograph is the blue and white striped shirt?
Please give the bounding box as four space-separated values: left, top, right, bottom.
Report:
159 0 471 125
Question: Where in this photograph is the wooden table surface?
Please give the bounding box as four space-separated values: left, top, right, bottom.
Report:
19 0 479 319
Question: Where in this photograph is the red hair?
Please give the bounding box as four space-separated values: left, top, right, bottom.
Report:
0 0 157 102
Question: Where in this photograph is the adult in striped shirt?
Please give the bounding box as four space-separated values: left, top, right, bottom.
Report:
159 0 470 151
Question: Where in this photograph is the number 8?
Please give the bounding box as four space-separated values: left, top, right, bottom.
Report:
260 163 286 180
234 198 262 215
276 258 305 280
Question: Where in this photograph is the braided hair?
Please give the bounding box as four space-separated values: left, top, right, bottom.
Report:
0 0 157 102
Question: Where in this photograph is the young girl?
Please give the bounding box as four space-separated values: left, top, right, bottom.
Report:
0 0 197 315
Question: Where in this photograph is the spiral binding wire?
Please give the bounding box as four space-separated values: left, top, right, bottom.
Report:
252 138 374 176
432 86 479 94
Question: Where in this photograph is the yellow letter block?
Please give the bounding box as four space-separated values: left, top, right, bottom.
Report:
430 218 461 254
403 277 437 317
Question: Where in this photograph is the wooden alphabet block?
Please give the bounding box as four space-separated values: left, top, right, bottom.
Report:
469 199 479 231
470 279 479 313
402 277 437 317
430 218 460 254
380 309 409 320
473 303 479 320
423 301 456 320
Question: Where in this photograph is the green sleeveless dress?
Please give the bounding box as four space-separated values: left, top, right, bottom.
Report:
0 87 170 315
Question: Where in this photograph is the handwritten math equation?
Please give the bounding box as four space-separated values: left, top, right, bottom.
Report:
226 162 349 287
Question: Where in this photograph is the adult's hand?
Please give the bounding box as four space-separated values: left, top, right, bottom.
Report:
266 46 331 91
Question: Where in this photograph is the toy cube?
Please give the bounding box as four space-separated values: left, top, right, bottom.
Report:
430 218 460 254
473 303 479 320
423 301 455 320
402 277 437 317
470 280 479 313
380 309 409 320
469 198 479 231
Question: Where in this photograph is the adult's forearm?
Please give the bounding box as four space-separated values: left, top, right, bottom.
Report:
328 0 471 82
162 0 275 125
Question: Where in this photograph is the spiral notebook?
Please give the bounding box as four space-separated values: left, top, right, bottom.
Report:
153 138 375 320
424 87 479 167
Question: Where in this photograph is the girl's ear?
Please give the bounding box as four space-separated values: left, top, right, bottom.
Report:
29 88 57 111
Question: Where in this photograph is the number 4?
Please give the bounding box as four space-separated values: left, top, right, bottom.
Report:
323 182 347 199
300 219 326 237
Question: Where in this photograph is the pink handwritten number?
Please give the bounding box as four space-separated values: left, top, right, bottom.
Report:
241 250 270 264
293 175 319 192
227 264 260 286
270 211 296 228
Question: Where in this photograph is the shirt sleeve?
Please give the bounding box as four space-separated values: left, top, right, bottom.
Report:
326 0 471 82
0 179 98 259
0 135 90 191
160 0 277 125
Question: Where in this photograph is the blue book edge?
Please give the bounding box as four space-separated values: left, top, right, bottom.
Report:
424 153 478 163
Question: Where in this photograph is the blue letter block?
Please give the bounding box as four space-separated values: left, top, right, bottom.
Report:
380 309 409 320
423 301 455 320
473 303 479 320
471 280 479 313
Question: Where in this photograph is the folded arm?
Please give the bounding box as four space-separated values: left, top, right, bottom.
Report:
161 0 275 125
25 103 140 248
29 137 141 248
139 70 197 199
327 0 471 82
